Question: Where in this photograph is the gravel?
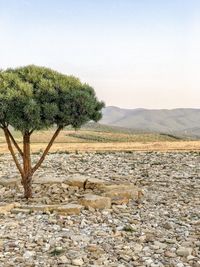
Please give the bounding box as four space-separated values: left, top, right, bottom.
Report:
0 151 200 266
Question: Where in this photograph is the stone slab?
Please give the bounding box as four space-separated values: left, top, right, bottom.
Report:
79 194 111 209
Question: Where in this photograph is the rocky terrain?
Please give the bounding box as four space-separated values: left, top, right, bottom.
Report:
0 151 200 267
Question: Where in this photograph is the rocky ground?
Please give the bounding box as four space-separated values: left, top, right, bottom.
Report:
0 151 200 267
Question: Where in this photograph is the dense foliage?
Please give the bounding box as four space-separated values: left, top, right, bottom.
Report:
0 65 104 132
0 65 104 198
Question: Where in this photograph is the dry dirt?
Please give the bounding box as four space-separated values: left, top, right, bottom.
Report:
0 141 200 154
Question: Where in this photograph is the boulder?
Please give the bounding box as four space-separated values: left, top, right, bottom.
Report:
79 194 111 209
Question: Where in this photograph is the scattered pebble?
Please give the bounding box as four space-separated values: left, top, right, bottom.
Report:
0 151 199 266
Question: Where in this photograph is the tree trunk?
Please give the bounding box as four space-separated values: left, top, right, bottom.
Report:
22 132 32 199
3 126 62 199
23 176 32 199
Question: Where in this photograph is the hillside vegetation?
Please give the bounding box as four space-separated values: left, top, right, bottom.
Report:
0 123 181 144
101 106 200 138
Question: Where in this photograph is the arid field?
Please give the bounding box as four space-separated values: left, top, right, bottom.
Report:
0 128 200 154
0 151 200 266
0 128 200 266
1 140 200 154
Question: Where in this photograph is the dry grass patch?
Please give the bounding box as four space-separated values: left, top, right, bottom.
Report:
1 141 200 153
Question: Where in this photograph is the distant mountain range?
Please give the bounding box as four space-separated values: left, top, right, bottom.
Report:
100 106 200 138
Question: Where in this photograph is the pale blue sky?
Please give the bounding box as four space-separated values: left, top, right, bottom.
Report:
0 0 200 108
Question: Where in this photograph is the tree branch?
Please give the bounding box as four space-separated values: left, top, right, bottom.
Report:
29 128 35 135
6 128 23 157
31 126 62 175
3 127 24 178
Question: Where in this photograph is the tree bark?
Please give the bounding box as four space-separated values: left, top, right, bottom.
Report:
3 126 63 199
22 131 32 199
3 127 24 177
31 126 62 175
7 128 23 157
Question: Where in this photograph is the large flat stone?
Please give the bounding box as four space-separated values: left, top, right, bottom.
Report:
0 178 20 188
11 208 31 214
20 204 59 212
110 196 130 205
0 203 20 214
20 204 83 215
0 239 3 250
102 184 144 202
65 175 106 189
56 204 83 215
84 178 105 190
65 175 87 188
33 177 66 184
79 194 111 209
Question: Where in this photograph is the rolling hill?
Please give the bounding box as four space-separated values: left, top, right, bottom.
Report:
100 106 200 138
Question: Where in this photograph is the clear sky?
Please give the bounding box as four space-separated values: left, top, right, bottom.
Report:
0 0 200 109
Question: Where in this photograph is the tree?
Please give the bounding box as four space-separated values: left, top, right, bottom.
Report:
0 65 104 199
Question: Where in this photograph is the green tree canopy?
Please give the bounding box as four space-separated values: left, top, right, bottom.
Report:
0 65 104 132
0 65 104 198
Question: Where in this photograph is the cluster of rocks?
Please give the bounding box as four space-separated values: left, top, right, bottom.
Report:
0 151 200 266
0 172 142 209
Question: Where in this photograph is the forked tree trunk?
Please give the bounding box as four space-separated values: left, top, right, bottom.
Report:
22 132 32 199
3 126 62 199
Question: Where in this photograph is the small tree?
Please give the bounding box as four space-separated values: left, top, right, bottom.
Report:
0 65 104 199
